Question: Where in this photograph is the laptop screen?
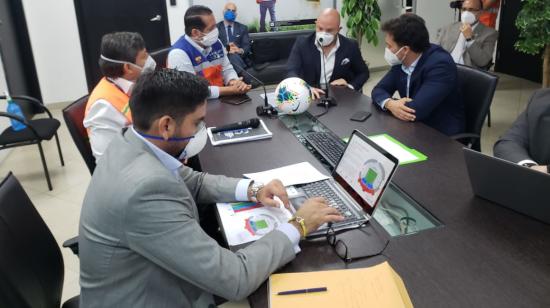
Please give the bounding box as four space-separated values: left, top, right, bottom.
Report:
333 131 399 215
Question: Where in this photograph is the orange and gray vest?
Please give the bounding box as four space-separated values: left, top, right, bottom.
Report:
171 36 225 87
85 77 132 135
479 0 500 29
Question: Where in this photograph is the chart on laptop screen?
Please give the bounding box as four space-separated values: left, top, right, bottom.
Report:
335 136 396 207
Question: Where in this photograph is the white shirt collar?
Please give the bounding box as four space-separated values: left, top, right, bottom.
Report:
401 53 422 75
108 77 133 95
131 126 183 174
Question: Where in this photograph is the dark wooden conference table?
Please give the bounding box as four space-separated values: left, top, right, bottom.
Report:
199 87 550 308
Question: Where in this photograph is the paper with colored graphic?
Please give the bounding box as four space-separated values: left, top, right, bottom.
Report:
217 201 293 246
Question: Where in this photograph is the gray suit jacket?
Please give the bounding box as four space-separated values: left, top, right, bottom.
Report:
494 88 550 165
436 22 498 69
79 129 296 308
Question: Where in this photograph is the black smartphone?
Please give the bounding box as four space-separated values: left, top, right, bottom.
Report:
350 111 371 122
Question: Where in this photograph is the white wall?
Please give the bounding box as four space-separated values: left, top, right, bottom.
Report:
19 0 192 105
167 0 191 44
414 0 456 42
21 0 88 105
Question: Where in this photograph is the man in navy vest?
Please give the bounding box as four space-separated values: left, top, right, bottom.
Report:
372 14 465 136
167 5 251 99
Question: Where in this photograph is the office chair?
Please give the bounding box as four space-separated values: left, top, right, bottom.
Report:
452 64 499 151
0 95 64 191
62 95 96 174
0 172 79 308
150 47 171 68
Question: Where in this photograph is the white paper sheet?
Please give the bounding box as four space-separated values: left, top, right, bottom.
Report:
369 135 418 164
243 162 330 187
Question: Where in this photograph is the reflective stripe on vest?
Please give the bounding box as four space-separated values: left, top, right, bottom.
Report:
85 77 132 135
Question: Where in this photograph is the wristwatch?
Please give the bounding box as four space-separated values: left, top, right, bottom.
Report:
547 165 550 173
249 181 265 202
288 216 307 238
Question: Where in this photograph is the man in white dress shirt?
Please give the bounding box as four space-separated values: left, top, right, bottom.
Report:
83 32 156 161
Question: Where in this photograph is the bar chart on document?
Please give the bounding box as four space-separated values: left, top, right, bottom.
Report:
217 202 293 246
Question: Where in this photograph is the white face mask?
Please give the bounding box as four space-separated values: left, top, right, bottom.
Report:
316 31 335 47
461 11 477 25
200 28 219 47
384 46 405 66
178 122 207 160
100 54 157 74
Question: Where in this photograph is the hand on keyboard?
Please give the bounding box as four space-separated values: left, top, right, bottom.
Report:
291 197 345 236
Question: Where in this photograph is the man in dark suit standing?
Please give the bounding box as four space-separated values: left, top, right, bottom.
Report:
494 89 550 174
216 2 251 77
287 8 369 99
372 14 465 136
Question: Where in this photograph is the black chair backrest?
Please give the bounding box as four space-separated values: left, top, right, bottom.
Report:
150 47 171 68
456 64 499 135
0 172 64 308
249 30 314 64
63 95 96 174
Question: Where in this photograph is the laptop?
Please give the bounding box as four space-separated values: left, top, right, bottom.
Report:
288 130 400 237
463 148 550 224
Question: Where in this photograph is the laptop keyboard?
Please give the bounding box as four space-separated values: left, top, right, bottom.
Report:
301 181 357 220
304 132 346 167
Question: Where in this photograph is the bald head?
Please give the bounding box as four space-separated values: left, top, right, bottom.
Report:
224 2 237 12
317 8 340 28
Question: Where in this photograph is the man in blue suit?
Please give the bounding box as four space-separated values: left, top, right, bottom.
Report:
287 8 369 99
216 3 251 77
372 14 465 136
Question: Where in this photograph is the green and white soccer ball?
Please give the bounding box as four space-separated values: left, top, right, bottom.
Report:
273 77 313 115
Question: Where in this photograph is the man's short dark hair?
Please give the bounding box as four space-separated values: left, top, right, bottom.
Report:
184 5 213 36
381 14 431 53
99 32 146 78
130 69 210 131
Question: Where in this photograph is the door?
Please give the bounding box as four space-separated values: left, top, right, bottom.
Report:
494 0 542 83
74 0 171 92
0 0 42 115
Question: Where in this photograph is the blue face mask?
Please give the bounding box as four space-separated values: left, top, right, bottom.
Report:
224 10 236 22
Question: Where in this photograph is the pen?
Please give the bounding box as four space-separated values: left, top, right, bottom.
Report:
277 287 328 295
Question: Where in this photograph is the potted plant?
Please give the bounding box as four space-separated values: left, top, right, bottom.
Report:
515 0 550 87
341 0 382 47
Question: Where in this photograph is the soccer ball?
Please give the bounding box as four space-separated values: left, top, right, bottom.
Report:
273 77 313 115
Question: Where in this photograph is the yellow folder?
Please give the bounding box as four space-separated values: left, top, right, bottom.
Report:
269 261 413 308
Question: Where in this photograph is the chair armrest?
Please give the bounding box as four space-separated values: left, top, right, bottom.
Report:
451 133 480 148
0 112 41 139
252 62 270 71
62 236 79 256
0 95 53 118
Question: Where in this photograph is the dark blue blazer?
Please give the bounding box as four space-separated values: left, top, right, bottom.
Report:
287 33 369 91
216 21 251 55
372 44 465 136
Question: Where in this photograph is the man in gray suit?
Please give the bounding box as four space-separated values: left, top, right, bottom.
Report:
79 69 343 307
436 0 498 69
494 88 550 174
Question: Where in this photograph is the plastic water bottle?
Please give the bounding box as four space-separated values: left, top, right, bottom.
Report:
5 90 27 131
